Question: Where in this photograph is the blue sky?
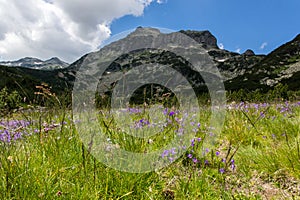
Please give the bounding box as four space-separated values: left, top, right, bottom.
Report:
110 0 300 55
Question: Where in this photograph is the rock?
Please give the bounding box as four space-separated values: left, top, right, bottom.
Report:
243 49 255 56
179 30 218 49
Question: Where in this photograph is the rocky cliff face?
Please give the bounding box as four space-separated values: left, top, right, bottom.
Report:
179 30 218 49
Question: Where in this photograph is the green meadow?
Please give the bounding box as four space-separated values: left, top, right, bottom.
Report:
1 97 299 199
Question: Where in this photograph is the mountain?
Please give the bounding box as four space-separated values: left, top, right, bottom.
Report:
0 57 69 70
0 27 299 103
225 34 300 91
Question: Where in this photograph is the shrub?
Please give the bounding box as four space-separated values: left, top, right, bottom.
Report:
0 87 22 115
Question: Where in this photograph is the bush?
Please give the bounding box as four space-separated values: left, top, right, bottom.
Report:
0 87 22 114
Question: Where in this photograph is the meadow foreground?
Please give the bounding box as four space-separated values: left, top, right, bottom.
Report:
0 101 299 199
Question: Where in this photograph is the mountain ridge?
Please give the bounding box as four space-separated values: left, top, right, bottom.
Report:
0 57 69 70
1 27 299 102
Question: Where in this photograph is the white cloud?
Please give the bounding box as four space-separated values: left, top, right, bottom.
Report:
0 0 156 62
157 0 167 4
235 48 241 53
260 42 268 50
218 43 224 50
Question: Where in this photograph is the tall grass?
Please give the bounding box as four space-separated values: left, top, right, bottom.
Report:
0 101 299 199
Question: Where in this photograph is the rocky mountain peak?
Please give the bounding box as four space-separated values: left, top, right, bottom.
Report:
179 30 218 49
128 26 161 37
243 49 255 56
129 27 219 49
17 57 42 63
46 57 61 62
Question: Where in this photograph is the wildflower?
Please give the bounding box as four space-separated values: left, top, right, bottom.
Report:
163 108 168 115
219 168 225 174
216 151 220 156
13 132 22 141
148 139 153 144
170 148 176 155
193 158 198 163
262 103 268 107
169 111 175 117
230 159 235 170
280 107 288 113
161 150 169 158
176 128 184 136
187 154 193 159
231 164 235 170
135 119 150 128
128 107 141 114
190 139 195 147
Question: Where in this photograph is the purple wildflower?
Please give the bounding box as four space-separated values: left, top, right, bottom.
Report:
161 150 169 158
191 139 195 147
169 111 175 117
170 148 176 155
230 159 235 170
163 108 168 115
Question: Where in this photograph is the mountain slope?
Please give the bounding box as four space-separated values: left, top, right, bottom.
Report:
0 57 69 70
225 34 300 91
1 27 299 102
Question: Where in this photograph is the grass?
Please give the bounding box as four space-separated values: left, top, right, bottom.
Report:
0 101 300 199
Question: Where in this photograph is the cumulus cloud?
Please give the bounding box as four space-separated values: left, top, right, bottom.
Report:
218 43 224 50
0 0 156 62
235 48 241 54
260 42 268 50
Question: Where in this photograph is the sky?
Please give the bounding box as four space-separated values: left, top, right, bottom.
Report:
0 0 299 63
